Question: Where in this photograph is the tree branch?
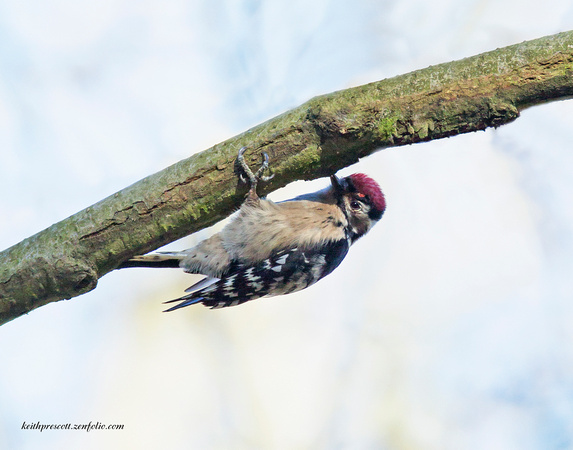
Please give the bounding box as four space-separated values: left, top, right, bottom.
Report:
2 30 573 325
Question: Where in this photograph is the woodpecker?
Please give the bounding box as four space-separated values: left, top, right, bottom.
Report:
120 147 386 311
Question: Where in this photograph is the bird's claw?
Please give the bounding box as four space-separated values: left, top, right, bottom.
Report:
255 152 275 182
237 147 274 193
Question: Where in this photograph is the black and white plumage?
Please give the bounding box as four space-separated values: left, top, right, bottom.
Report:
119 147 386 311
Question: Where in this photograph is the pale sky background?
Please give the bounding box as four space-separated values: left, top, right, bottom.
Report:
1 1 573 449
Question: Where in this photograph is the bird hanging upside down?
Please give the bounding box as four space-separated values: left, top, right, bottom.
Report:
119 147 386 311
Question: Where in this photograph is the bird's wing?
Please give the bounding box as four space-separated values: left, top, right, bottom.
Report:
163 238 349 311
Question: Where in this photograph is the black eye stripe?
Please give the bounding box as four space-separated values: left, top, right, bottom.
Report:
369 207 383 221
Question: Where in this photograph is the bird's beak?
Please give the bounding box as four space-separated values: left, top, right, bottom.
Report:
330 174 342 192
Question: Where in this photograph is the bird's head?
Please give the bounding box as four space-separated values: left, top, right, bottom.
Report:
330 173 386 241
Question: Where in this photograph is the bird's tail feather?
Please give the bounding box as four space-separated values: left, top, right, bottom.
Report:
163 295 204 311
185 276 220 293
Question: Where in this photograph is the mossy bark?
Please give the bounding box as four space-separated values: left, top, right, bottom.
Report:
2 30 573 325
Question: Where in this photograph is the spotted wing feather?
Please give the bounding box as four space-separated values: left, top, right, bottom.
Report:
163 238 350 311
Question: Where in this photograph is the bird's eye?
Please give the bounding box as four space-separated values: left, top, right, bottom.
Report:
350 200 361 210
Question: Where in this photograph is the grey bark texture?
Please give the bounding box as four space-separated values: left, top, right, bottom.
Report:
1 30 573 325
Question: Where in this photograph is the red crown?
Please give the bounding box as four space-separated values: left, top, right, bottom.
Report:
349 173 386 212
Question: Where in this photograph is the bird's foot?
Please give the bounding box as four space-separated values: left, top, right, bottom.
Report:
237 147 274 197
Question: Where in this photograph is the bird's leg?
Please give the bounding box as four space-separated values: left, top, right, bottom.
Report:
237 147 274 200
